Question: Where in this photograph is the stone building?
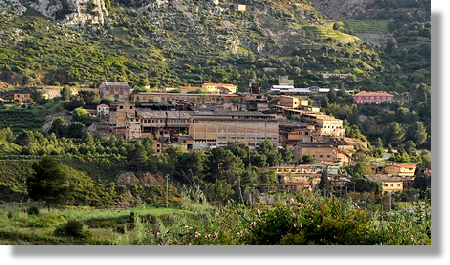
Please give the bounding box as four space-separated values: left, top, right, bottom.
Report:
189 110 279 149
14 93 31 102
99 82 132 101
294 143 352 166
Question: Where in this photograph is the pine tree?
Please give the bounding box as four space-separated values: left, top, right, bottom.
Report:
27 156 71 209
384 122 405 146
407 121 428 146
318 170 331 195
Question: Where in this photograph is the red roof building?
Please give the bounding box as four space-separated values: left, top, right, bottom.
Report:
353 91 394 104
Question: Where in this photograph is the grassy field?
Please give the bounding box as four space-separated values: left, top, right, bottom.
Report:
0 204 211 245
343 20 390 34
301 23 361 43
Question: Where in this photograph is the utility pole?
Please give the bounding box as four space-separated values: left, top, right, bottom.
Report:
165 174 170 208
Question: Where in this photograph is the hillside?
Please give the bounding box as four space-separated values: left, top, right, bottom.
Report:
0 0 431 94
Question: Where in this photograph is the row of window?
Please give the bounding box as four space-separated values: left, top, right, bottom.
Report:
384 183 401 187
356 96 392 100
141 119 189 124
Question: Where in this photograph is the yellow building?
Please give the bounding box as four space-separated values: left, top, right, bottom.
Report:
301 113 345 137
294 143 351 166
109 102 136 128
201 83 238 94
366 176 404 195
279 96 308 108
385 163 417 177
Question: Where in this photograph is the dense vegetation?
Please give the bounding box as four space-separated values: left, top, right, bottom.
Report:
0 0 429 94
0 192 431 245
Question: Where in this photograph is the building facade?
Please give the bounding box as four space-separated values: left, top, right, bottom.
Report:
14 94 31 102
353 91 394 104
385 163 417 177
294 143 351 166
132 92 238 104
189 111 278 149
97 104 109 116
99 82 132 101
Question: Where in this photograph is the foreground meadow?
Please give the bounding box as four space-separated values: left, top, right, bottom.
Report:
0 193 430 245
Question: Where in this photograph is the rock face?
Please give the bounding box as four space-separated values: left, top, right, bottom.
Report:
0 0 108 25
309 0 376 20
115 172 165 185
116 172 140 185
139 172 164 185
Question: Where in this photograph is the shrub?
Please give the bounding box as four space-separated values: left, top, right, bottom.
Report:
26 205 40 215
54 220 91 239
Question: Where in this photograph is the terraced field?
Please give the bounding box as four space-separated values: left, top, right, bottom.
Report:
343 20 390 34
0 109 45 133
301 23 360 43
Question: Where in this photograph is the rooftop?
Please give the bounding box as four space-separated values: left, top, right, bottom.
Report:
390 163 417 168
202 83 237 86
353 91 394 97
99 82 131 88
365 175 404 182
136 110 193 119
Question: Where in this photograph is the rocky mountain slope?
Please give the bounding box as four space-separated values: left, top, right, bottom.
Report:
0 0 430 93
0 0 108 25
309 0 376 20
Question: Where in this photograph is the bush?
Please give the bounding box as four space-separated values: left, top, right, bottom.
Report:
26 205 40 215
54 220 91 239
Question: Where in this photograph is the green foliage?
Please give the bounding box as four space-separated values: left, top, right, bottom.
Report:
383 122 405 146
26 205 40 216
27 156 72 208
72 107 88 122
54 220 90 239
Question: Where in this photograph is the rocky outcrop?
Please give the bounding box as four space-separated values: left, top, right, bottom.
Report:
139 172 164 185
115 172 165 185
0 0 108 25
309 0 376 20
116 172 140 185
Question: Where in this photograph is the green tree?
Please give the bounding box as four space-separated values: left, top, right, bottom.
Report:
65 122 86 139
72 107 88 122
279 148 293 164
383 122 405 146
301 155 315 164
345 162 370 178
318 170 331 194
143 137 156 156
375 137 384 148
321 95 329 108
15 130 36 146
49 117 67 138
419 150 431 170
127 141 147 171
327 87 337 103
407 122 428 146
205 147 245 184
387 143 393 153
0 127 15 143
27 156 71 209
61 86 72 101
77 90 100 108
258 140 281 166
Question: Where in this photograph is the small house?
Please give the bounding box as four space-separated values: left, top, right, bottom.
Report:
14 94 31 102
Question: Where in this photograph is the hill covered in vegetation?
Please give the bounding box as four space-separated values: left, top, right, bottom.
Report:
0 0 430 94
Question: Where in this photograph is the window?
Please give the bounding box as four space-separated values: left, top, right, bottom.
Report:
397 184 400 187
130 106 133 109
319 155 323 158
327 155 330 158
120 106 123 109
390 184 393 187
